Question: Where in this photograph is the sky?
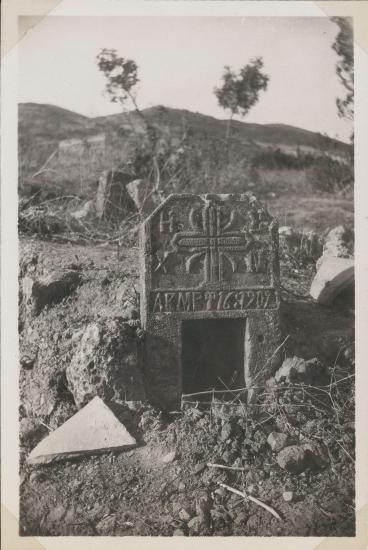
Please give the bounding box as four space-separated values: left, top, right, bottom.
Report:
18 16 353 143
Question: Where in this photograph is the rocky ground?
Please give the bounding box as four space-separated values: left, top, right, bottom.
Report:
18 230 355 537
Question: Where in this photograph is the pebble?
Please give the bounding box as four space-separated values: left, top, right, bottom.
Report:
234 511 248 526
283 491 294 502
277 445 306 473
193 462 206 475
162 450 176 464
187 516 203 534
173 529 185 536
179 509 191 521
267 432 290 452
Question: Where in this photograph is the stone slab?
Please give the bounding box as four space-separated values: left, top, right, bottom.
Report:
140 193 282 408
310 257 354 305
27 396 136 465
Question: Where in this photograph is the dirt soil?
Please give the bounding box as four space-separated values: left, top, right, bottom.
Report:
19 235 355 537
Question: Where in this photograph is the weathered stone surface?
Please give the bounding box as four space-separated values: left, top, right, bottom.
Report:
277 446 306 473
27 396 136 465
96 170 137 222
66 319 145 409
310 257 354 305
267 431 290 452
140 193 281 408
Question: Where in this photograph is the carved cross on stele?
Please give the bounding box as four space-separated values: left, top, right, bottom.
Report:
168 200 256 283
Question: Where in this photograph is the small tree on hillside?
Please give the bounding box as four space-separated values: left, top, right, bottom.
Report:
331 17 354 124
214 58 269 146
96 48 141 117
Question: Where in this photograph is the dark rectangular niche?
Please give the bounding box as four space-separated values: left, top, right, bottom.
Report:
181 318 246 395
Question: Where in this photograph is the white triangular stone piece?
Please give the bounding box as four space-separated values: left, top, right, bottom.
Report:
310 257 354 305
27 396 136 465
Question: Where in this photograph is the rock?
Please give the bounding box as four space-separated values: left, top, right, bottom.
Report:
193 462 207 475
196 494 212 525
283 491 294 502
310 257 354 305
318 225 354 267
274 356 307 384
96 170 137 222
20 352 37 370
274 356 328 385
267 432 290 452
27 396 136 465
173 529 185 536
220 422 233 442
66 319 145 409
20 270 81 325
19 418 48 449
234 511 248 526
162 450 176 464
178 509 191 521
301 440 328 469
277 446 306 473
70 200 95 220
187 516 203 534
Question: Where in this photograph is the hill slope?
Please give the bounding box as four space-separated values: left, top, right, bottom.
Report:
18 102 350 157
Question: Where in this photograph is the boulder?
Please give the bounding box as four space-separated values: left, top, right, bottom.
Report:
27 396 136 465
310 257 354 305
66 318 145 408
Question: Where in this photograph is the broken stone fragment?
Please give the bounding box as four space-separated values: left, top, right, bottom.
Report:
27 396 136 465
267 432 290 452
277 445 306 473
310 257 354 305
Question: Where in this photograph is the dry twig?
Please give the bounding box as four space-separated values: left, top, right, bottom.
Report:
219 482 283 521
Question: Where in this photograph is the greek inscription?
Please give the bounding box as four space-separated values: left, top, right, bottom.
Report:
149 289 277 313
177 291 191 312
159 210 175 233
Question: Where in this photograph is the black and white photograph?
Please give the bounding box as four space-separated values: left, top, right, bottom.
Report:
3 3 365 543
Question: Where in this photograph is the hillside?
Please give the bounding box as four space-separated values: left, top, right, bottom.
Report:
19 102 350 157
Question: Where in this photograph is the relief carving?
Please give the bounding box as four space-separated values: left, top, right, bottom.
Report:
154 198 271 281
